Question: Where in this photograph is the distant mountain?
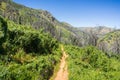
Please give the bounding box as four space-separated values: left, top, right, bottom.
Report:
79 26 113 37
0 0 89 46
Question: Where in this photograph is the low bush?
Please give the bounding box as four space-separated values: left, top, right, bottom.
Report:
65 45 120 80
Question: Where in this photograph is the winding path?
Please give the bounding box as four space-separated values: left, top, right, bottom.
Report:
54 46 68 80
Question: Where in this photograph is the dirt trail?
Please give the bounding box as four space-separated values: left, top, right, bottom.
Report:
54 46 68 80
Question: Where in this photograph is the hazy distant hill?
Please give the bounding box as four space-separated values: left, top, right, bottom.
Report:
79 26 113 37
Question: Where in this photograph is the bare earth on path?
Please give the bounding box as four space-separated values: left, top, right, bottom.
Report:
54 46 68 80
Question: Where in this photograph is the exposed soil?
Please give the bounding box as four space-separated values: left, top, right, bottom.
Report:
54 46 68 80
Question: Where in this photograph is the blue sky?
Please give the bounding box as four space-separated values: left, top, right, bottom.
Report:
13 0 120 28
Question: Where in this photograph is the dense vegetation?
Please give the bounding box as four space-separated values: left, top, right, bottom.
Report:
65 45 120 80
0 16 62 80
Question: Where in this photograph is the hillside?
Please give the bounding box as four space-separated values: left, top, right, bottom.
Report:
97 30 120 55
0 0 90 46
0 16 62 80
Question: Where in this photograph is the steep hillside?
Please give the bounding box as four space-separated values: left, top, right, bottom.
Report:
0 16 62 80
0 0 89 46
97 30 120 55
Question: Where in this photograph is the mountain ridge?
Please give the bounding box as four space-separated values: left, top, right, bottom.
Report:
0 0 115 47
0 0 90 46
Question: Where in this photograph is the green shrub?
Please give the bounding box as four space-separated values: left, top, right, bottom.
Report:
0 16 62 80
65 45 120 80
0 16 7 53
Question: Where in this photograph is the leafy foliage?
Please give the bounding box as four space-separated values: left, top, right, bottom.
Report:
0 16 7 53
0 53 62 80
1 17 58 54
0 16 62 80
65 45 120 80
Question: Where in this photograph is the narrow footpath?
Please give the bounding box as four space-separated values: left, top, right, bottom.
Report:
54 46 68 80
